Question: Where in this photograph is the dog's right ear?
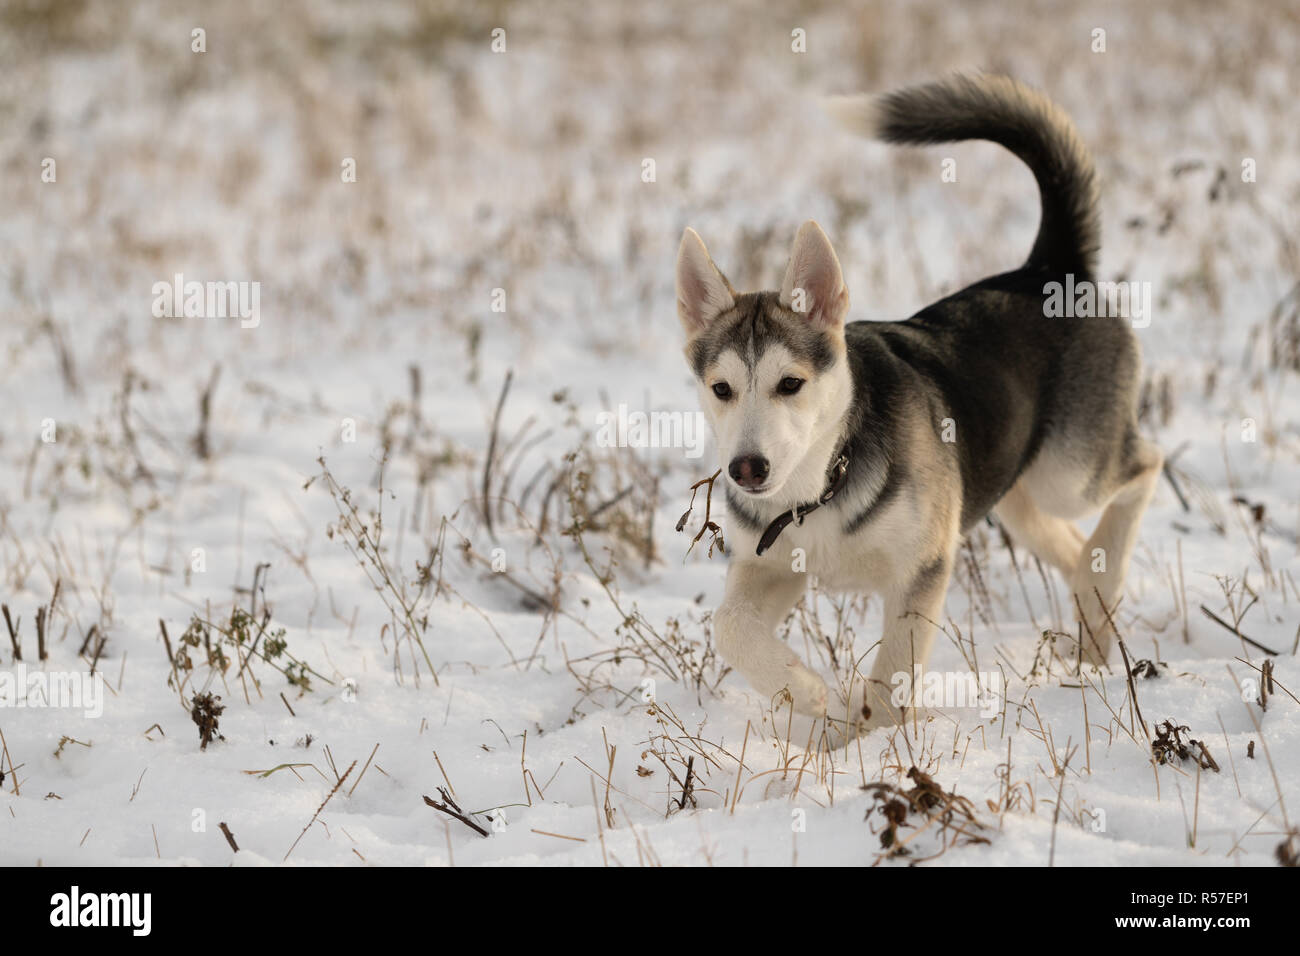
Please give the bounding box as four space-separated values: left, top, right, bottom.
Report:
676 228 735 337
780 220 849 331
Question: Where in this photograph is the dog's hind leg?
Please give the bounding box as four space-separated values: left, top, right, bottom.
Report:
1069 435 1163 664
714 561 827 717
994 480 1085 575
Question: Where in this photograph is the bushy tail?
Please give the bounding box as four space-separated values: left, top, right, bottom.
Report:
827 74 1100 277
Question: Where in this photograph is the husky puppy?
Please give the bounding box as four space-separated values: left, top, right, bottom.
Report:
675 74 1162 732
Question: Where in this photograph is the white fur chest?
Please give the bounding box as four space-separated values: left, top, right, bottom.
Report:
724 482 921 594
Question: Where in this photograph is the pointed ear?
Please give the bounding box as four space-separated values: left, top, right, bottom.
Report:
779 220 849 330
676 228 735 336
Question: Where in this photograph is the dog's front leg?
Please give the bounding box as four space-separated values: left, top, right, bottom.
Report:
713 560 826 716
858 556 952 730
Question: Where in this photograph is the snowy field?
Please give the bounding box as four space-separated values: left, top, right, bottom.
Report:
1 0 1297 866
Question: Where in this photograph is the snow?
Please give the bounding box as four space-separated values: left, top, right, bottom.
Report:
0 0 1296 866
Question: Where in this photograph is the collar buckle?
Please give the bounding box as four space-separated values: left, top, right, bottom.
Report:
753 450 850 556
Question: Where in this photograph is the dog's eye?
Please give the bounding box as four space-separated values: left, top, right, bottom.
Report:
777 377 804 395
711 382 732 400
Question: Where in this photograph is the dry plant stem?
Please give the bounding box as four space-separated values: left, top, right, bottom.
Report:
193 364 221 460
2 605 20 661
1070 592 1108 671
284 759 356 861
88 629 106 676
1115 636 1150 741
1233 656 1297 706
38 581 58 661
1162 459 1191 512
1048 741 1076 867
1177 539 1189 644
423 787 489 837
601 727 617 828
117 370 156 488
482 369 514 540
231 609 273 683
218 821 239 852
0 726 18 795
192 612 331 688
566 474 685 683
317 456 438 685
157 619 184 703
1227 665 1291 832
729 721 752 815
347 743 380 798
1199 604 1278 656
1096 586 1150 740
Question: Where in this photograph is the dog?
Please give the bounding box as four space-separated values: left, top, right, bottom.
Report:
674 74 1162 733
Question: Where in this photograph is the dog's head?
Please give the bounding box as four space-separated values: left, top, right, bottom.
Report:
676 221 853 502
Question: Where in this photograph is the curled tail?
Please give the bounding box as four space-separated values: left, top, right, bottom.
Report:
828 74 1100 278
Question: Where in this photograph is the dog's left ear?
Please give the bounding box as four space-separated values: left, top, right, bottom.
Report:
779 220 849 330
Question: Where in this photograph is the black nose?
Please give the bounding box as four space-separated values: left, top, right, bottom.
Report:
728 455 770 489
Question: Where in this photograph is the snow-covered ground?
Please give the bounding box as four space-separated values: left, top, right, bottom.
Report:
1 0 1297 866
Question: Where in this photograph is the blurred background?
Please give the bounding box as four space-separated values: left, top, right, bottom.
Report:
2 0 1297 476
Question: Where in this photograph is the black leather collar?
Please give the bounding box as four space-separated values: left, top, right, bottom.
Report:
754 452 850 556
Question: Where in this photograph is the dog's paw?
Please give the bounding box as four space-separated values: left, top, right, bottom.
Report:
853 699 907 736
1069 579 1117 665
822 687 904 744
858 704 903 732
1051 629 1105 670
823 709 902 749
782 664 829 718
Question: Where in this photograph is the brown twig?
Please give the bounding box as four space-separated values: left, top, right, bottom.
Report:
1 605 19 662
218 821 240 853
676 755 697 811
40 579 59 662
1114 635 1150 741
675 469 725 557
423 787 489 837
88 627 106 675
78 623 97 656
